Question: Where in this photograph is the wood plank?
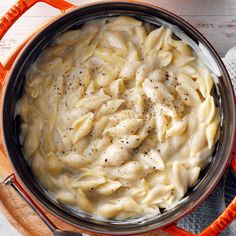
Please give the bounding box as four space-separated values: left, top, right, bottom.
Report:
183 15 236 56
145 0 236 16
1 0 236 16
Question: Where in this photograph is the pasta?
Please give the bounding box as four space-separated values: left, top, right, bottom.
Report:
17 16 220 220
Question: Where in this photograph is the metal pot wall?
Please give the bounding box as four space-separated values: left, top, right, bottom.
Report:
0 1 235 235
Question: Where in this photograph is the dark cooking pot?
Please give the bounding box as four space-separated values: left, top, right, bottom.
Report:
0 0 235 235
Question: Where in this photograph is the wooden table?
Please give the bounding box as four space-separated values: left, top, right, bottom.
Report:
0 0 236 236
1 0 236 62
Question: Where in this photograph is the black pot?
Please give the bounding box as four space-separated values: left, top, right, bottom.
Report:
1 1 235 235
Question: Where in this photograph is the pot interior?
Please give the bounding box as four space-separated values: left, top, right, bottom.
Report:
2 2 235 235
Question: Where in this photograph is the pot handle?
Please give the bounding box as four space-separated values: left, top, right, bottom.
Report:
3 174 84 236
164 151 236 236
164 198 236 236
0 0 75 85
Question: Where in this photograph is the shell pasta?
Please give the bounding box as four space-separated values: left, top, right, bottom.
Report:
17 16 220 220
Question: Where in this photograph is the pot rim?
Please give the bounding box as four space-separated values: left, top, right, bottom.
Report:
1 1 236 235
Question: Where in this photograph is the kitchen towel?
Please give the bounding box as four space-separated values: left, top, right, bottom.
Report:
177 47 236 236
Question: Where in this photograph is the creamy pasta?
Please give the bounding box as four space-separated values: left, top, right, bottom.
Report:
17 16 220 220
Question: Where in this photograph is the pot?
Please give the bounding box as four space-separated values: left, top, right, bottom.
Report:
0 1 235 236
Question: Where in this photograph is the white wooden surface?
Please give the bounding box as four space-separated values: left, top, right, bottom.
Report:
0 212 20 236
1 0 236 62
0 0 236 235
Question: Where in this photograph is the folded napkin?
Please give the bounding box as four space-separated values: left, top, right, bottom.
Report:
178 47 236 236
